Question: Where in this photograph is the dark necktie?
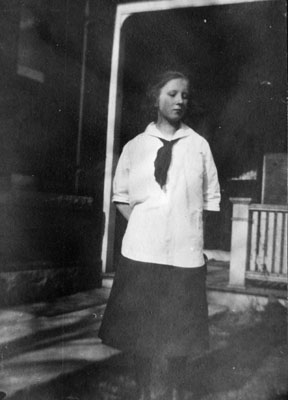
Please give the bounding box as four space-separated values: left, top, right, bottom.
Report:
154 138 180 188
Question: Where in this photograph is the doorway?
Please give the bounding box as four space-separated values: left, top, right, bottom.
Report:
102 0 287 273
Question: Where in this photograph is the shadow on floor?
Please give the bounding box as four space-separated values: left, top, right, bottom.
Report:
7 301 287 400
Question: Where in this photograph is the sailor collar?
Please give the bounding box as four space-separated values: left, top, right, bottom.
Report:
144 122 193 141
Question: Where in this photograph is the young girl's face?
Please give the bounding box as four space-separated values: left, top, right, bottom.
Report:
157 78 189 124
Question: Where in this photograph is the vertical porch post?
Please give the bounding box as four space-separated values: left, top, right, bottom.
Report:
229 197 252 288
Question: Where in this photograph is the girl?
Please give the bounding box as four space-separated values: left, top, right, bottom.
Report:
99 71 220 400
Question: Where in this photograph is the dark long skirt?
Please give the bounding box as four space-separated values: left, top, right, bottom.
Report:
99 256 209 358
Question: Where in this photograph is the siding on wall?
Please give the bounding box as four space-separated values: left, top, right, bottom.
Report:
262 154 287 205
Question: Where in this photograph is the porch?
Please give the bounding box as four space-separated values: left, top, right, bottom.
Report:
206 198 287 312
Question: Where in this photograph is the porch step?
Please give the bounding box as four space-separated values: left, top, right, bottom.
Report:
204 249 230 262
101 273 115 288
208 303 228 319
246 278 287 291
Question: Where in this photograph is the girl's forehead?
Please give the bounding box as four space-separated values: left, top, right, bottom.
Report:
161 78 189 91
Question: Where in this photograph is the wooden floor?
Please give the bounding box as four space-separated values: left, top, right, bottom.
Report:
207 260 287 300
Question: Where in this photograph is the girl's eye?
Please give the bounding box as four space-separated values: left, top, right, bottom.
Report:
167 91 189 99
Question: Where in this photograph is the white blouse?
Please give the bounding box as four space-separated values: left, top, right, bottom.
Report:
112 122 221 268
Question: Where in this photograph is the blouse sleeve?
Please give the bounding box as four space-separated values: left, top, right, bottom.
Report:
112 144 130 204
202 140 221 211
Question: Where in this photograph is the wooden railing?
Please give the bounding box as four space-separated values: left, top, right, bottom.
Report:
229 198 287 288
246 204 288 283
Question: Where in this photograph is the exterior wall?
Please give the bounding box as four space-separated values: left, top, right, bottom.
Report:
0 0 113 302
0 0 116 196
0 190 102 305
262 154 287 205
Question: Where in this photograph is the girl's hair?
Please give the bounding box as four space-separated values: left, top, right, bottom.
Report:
145 70 190 122
149 70 190 106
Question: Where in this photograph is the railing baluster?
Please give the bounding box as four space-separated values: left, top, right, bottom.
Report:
257 211 267 272
249 210 258 272
283 214 288 275
246 209 253 272
257 211 266 272
266 211 274 275
255 211 261 272
279 212 286 275
264 211 269 258
275 213 284 275
271 212 277 274
274 212 283 275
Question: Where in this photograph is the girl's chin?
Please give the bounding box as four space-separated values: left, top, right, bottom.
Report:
158 115 183 125
168 116 182 124
171 112 184 120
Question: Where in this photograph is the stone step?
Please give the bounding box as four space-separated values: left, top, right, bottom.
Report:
0 288 115 398
208 303 228 319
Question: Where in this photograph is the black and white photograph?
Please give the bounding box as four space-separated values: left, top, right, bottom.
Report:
0 0 287 399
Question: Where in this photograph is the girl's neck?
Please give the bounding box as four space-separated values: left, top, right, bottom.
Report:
156 119 180 139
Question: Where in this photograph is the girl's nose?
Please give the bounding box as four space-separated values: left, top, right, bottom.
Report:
176 94 184 103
